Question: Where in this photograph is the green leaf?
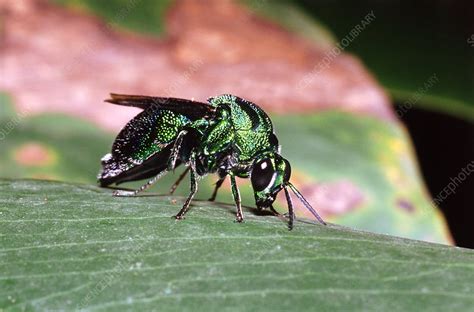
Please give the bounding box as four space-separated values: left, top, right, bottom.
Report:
272 113 449 244
1 179 473 311
52 0 173 36
0 113 111 184
291 1 474 120
0 94 16 119
241 0 336 48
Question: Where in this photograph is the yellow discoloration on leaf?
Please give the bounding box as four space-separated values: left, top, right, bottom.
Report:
388 137 405 154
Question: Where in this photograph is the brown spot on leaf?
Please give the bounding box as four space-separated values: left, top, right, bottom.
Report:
1 0 394 131
396 198 416 214
14 142 55 167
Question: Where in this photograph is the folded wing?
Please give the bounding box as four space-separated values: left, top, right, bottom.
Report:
98 94 215 186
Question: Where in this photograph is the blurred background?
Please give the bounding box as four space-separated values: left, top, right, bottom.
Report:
0 0 472 247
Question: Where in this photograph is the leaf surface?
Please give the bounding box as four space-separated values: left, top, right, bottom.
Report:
0 180 473 311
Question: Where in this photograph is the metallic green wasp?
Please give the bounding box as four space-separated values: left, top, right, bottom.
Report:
98 93 325 229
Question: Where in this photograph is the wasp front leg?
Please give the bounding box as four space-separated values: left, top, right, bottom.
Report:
268 205 282 217
230 175 244 223
283 186 295 230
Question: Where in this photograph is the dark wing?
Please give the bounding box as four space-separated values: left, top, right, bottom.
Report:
98 94 214 186
99 144 177 186
106 93 216 120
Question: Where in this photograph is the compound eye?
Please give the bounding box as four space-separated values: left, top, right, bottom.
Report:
251 158 275 192
283 159 291 183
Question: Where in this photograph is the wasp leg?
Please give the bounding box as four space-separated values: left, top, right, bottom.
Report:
174 159 198 220
168 130 187 172
208 175 226 201
169 167 190 195
283 186 295 230
269 205 282 216
113 171 167 197
230 175 244 223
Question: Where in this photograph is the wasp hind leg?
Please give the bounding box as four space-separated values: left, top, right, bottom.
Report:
112 171 167 197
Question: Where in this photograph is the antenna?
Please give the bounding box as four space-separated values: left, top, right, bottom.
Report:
287 182 326 225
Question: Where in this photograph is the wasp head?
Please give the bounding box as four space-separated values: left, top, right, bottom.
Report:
250 152 326 228
250 153 290 208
